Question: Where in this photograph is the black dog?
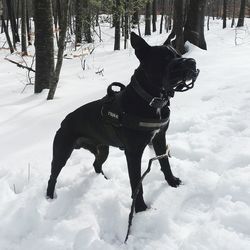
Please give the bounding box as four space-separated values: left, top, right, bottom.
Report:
46 32 199 213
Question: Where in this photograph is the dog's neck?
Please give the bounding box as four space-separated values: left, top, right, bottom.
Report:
121 66 168 119
133 67 162 97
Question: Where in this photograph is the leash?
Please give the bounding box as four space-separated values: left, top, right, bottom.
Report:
124 145 171 243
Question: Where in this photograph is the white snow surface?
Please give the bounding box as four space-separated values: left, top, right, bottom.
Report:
0 19 250 250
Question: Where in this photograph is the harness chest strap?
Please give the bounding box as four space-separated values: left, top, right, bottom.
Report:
121 112 169 130
101 82 170 131
101 103 170 130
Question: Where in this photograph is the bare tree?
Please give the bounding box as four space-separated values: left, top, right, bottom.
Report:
159 0 166 34
223 0 227 28
145 0 151 35
0 0 2 18
6 0 20 48
83 0 92 43
152 0 157 32
21 0 27 55
184 0 207 50
34 0 54 93
131 0 139 27
1 1 14 53
48 0 71 100
231 0 236 27
114 0 121 50
124 0 129 49
75 0 83 45
237 0 246 27
165 0 185 54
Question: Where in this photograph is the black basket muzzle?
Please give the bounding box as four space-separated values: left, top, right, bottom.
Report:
164 58 200 93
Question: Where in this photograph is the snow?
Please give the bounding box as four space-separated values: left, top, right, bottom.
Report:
1 19 250 250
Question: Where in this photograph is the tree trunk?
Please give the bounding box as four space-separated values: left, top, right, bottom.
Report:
57 0 62 28
237 0 246 27
26 4 31 45
231 0 236 27
216 0 221 18
165 0 185 54
1 15 14 53
52 0 59 45
114 0 121 50
6 0 20 47
211 0 215 20
124 0 129 49
95 8 99 26
16 0 19 32
47 0 71 100
184 0 207 50
34 0 54 93
207 1 210 31
68 1 74 35
132 1 139 28
83 0 92 43
152 0 157 32
145 0 151 35
168 0 173 31
0 0 3 19
21 0 27 55
75 0 83 45
159 0 166 34
223 0 227 28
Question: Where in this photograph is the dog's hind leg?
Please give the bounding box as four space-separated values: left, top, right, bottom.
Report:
93 145 109 174
46 128 76 199
77 141 109 175
152 129 181 188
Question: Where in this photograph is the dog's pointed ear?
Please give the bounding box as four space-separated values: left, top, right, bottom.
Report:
131 32 150 50
130 32 150 60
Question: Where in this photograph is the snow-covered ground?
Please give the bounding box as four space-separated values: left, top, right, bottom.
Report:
0 19 250 250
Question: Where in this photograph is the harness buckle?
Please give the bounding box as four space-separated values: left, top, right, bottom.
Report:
149 97 167 108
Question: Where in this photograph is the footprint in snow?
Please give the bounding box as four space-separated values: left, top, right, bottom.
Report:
201 95 214 101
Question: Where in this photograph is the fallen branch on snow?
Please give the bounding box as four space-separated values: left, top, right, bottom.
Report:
5 58 36 72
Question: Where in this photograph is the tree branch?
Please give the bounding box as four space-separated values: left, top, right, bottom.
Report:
5 58 36 72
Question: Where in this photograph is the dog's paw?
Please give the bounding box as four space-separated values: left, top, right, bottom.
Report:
134 197 148 213
46 193 57 200
166 176 182 188
135 202 148 213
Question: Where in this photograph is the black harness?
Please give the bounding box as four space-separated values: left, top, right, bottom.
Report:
101 59 199 131
131 76 170 109
101 82 170 131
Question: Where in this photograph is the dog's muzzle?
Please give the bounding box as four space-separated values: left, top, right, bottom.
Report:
165 58 200 94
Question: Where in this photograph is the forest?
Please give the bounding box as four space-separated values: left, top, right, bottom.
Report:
0 0 249 98
0 1 250 250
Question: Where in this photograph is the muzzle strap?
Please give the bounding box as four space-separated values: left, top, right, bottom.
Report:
165 58 200 93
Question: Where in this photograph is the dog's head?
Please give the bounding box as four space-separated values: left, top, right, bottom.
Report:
130 32 199 96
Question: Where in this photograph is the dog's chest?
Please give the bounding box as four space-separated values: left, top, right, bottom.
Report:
101 95 170 131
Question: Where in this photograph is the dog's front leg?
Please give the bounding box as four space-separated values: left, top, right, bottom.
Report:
152 130 181 188
125 149 147 213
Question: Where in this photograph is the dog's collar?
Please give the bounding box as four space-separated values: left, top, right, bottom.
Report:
131 77 169 109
